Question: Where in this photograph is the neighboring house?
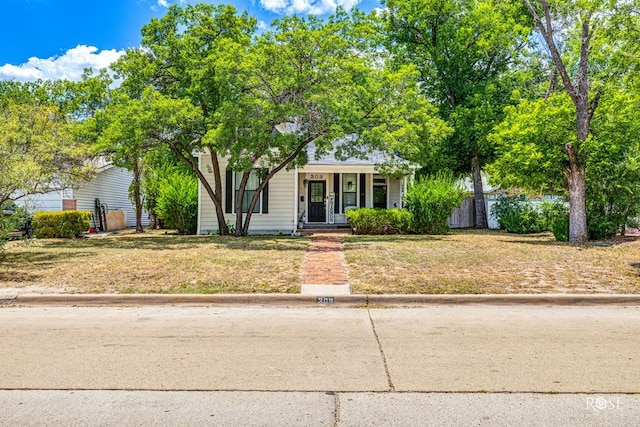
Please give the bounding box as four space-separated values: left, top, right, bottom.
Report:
16 161 149 230
197 142 416 235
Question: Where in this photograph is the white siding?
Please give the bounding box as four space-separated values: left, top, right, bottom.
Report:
389 178 402 209
74 166 149 228
198 154 296 234
15 191 63 212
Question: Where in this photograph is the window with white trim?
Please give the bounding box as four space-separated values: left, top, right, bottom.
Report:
342 173 357 211
235 171 261 213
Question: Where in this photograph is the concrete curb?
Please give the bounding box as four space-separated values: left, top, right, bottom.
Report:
1 293 640 307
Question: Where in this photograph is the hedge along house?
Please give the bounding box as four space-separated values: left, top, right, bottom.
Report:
197 141 417 235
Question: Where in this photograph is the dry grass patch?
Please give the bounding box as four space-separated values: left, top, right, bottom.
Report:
0 231 310 294
344 230 640 294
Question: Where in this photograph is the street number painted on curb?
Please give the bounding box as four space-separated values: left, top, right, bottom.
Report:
317 297 335 304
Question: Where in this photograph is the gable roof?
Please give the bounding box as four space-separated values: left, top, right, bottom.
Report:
306 139 412 167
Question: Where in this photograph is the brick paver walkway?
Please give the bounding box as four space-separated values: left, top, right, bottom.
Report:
300 233 349 285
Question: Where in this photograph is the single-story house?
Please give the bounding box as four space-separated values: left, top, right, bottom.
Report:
15 160 149 230
197 142 416 235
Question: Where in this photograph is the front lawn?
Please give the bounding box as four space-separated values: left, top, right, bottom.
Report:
2 229 639 294
344 230 640 294
0 231 309 294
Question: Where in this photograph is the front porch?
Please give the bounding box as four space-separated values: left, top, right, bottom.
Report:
295 169 408 230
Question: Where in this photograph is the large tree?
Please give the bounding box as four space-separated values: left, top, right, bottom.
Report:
112 5 449 236
383 0 531 228
490 0 640 242
212 12 448 235
111 3 256 235
0 82 93 208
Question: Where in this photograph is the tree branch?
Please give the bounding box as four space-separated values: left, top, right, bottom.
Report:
523 0 578 103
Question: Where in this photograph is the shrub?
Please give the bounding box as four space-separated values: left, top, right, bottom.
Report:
155 170 198 234
1 204 28 257
404 172 466 234
32 211 92 238
587 211 619 240
550 215 569 241
541 200 569 241
491 195 548 234
346 208 413 235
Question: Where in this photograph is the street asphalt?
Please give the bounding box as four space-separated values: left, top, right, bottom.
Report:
0 303 639 425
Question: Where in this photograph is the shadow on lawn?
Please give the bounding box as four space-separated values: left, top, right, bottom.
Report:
0 250 97 283
499 234 638 248
344 235 445 244
629 262 640 276
29 235 311 252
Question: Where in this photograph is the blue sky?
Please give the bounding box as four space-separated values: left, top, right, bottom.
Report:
1 0 380 82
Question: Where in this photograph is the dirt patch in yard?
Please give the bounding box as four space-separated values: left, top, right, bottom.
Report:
344 231 640 294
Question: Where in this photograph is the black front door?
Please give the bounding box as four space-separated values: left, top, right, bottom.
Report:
308 181 326 222
373 185 387 209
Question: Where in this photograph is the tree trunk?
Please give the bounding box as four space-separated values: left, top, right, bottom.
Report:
132 158 144 233
235 172 250 237
567 165 588 244
210 153 228 235
470 153 488 229
565 140 590 244
168 144 228 235
524 1 593 243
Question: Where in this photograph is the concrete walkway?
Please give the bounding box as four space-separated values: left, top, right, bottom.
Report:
300 233 350 295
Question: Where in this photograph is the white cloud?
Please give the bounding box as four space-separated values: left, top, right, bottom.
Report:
0 45 125 82
157 0 169 7
260 0 360 15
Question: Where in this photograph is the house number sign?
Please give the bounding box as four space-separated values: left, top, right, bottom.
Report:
307 174 325 180
328 193 335 224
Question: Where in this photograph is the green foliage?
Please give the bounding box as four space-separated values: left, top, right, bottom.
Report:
550 215 570 242
404 173 466 234
487 94 575 194
155 170 198 235
541 200 569 241
585 90 640 237
586 212 619 241
0 96 92 209
209 11 448 234
489 89 640 240
489 1 640 242
224 221 236 236
491 195 571 236
490 195 545 234
0 205 28 257
32 211 92 239
383 0 531 174
346 208 413 235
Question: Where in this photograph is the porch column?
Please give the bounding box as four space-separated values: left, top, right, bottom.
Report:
402 177 408 209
